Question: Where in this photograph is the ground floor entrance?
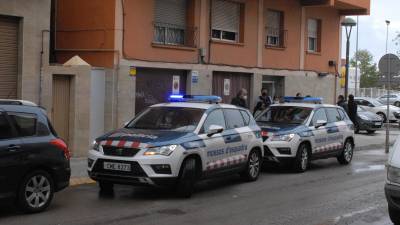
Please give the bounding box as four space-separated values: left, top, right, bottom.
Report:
212 71 251 107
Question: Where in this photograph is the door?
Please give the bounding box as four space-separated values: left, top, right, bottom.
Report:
309 108 329 155
262 81 275 98
135 68 187 114
0 111 23 196
52 75 71 144
0 16 19 99
324 108 344 154
212 72 251 106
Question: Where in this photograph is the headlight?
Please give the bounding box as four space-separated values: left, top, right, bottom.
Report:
92 140 100 151
388 166 400 184
143 145 178 156
359 115 369 120
270 133 295 142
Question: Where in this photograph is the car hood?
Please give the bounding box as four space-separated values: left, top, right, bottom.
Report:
96 128 198 147
358 111 382 121
375 105 400 112
257 122 307 135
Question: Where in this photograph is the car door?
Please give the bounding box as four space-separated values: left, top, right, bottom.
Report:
222 109 248 163
308 108 329 156
324 108 345 154
0 111 24 197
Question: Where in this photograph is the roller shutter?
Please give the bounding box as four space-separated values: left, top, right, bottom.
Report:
212 0 240 32
154 0 187 27
0 16 18 99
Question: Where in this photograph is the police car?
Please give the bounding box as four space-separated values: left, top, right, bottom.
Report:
255 97 355 172
88 95 263 197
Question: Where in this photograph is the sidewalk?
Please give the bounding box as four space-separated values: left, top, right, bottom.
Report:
69 157 95 186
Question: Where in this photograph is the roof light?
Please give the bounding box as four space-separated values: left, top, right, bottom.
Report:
283 96 323 104
168 95 222 103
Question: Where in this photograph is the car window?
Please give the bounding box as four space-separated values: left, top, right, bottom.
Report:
326 108 342 123
7 112 37 137
0 113 15 140
240 110 250 126
224 109 245 129
338 108 348 120
311 109 328 126
202 109 226 133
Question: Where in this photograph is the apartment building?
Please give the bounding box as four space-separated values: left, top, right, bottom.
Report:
54 0 370 131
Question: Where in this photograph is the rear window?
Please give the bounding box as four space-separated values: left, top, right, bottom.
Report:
0 113 15 139
224 109 245 129
325 108 342 123
240 110 251 126
7 112 37 137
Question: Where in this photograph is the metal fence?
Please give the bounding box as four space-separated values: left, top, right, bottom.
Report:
348 87 400 98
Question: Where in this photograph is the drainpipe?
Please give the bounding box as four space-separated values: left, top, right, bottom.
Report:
40 30 50 106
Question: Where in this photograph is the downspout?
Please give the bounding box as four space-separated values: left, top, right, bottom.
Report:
208 0 212 64
40 30 50 106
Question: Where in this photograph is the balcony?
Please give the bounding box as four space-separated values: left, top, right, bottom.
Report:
265 27 287 49
153 22 198 48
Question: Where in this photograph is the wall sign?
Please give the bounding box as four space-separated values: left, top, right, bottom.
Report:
191 71 199 84
223 79 230 96
172 75 180 94
129 66 136 76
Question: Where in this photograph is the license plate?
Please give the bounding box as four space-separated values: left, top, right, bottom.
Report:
375 122 381 126
103 162 131 172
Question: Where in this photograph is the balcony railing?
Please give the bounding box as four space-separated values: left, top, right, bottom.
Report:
153 22 198 48
265 27 287 48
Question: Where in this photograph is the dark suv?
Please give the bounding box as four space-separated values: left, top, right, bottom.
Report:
0 100 70 213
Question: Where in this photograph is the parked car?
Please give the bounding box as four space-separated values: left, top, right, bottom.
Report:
88 95 263 197
0 100 70 213
354 97 400 123
355 107 383 134
255 97 355 172
378 94 400 107
385 136 400 225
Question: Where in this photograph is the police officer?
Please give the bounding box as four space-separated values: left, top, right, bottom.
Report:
253 88 272 116
337 95 348 111
347 94 358 125
231 88 248 108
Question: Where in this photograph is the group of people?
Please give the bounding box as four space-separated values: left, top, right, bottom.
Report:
337 94 358 126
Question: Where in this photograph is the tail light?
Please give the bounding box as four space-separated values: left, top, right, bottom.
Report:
261 131 269 137
50 138 70 160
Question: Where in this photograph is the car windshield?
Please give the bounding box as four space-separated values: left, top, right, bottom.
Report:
126 107 205 132
256 106 312 124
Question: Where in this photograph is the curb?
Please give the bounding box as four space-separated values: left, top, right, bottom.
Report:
69 177 96 187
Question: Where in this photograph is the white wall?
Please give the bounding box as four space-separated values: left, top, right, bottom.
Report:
90 68 105 142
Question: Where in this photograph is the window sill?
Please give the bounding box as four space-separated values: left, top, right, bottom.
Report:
151 43 197 51
265 45 286 51
306 50 321 56
211 39 244 47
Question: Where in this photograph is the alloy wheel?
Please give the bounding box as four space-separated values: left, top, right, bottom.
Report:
249 152 260 178
24 175 51 209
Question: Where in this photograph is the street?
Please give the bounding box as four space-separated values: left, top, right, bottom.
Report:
0 143 393 225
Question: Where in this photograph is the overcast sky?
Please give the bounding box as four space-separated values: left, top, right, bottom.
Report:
341 0 400 64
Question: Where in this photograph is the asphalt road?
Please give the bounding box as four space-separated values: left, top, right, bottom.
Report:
0 148 393 225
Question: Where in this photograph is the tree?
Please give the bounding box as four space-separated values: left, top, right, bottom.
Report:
350 49 379 88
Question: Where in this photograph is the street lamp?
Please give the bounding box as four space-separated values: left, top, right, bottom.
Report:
341 17 357 100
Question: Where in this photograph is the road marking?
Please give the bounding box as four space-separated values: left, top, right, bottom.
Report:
333 206 378 224
353 165 385 173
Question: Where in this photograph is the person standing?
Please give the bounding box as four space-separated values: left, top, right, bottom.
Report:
253 88 272 115
347 94 358 125
231 88 248 108
337 95 348 111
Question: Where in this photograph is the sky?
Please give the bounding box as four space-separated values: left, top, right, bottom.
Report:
341 0 400 64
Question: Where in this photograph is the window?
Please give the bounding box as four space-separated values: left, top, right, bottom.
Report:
0 113 14 140
211 0 241 42
326 108 342 123
337 109 348 121
311 109 328 126
202 109 226 133
266 10 284 47
308 19 321 52
240 110 250 126
7 113 37 137
224 109 245 129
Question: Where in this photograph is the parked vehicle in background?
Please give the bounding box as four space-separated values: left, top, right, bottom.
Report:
354 97 400 123
385 136 400 225
0 100 70 213
355 107 383 134
377 94 400 107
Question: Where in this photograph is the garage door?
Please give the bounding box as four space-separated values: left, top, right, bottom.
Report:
0 16 19 99
212 71 251 106
135 68 187 114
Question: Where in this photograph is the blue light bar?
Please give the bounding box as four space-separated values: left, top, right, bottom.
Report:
283 96 323 104
169 95 222 103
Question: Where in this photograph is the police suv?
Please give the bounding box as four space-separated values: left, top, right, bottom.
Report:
88 95 263 197
255 97 355 172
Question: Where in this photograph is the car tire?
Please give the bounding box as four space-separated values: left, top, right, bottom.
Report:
337 139 354 165
240 150 261 182
17 170 54 213
367 130 376 134
176 158 197 198
377 112 387 123
293 143 309 173
389 205 400 225
98 181 114 193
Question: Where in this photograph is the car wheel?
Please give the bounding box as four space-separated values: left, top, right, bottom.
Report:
17 170 54 213
389 205 400 225
377 112 387 123
293 143 309 173
337 139 354 165
98 181 114 193
367 130 376 134
176 158 196 198
241 150 261 182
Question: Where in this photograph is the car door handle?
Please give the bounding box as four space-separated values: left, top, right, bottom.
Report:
7 145 21 152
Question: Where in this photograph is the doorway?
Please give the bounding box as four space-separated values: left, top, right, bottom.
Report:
52 75 71 145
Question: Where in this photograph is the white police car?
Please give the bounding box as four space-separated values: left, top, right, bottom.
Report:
255 97 355 172
88 95 263 197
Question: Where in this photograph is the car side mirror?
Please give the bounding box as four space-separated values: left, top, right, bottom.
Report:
314 120 327 128
207 125 224 137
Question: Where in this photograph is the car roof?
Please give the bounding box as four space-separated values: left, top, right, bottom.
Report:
270 102 339 109
151 102 241 110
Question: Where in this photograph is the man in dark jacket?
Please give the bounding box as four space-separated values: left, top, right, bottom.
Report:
253 88 272 115
337 95 348 111
347 94 358 125
231 88 248 108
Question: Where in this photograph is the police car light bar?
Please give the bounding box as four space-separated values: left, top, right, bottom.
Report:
169 95 222 103
283 96 323 104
